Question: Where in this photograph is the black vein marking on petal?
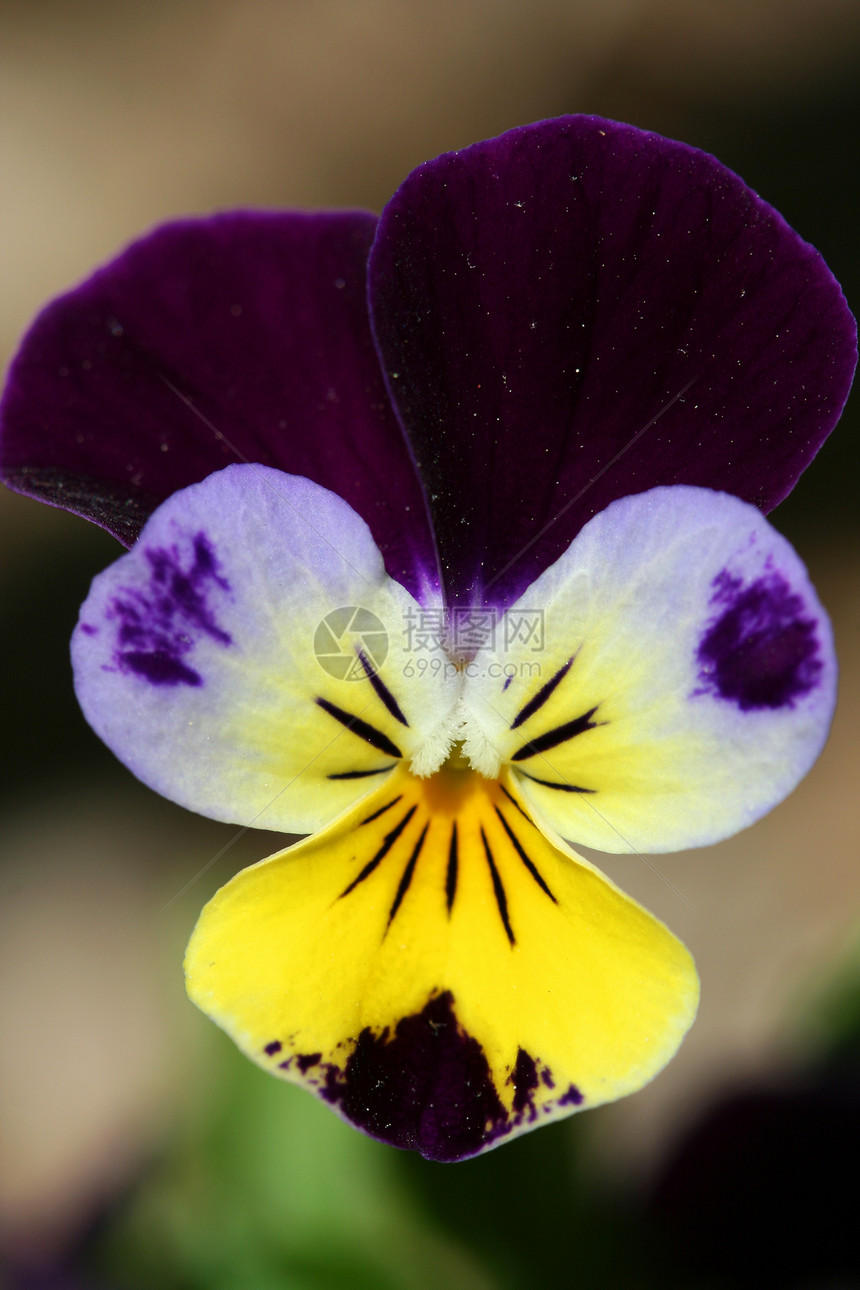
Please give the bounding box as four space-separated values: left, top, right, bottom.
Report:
359 795 402 826
480 827 515 946
387 823 429 930
517 771 595 793
446 822 459 915
327 765 396 780
316 697 403 759
339 805 417 898
500 784 533 824
511 656 574 729
495 809 557 903
357 649 409 727
511 706 600 761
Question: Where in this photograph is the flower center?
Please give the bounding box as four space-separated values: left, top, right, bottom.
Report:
333 762 552 950
410 699 502 781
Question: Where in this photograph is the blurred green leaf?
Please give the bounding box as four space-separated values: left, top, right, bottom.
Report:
89 1031 497 1290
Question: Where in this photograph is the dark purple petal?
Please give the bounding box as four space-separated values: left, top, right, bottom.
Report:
369 115 857 608
0 211 435 597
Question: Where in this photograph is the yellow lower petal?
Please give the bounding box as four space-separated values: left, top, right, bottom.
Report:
185 763 698 1160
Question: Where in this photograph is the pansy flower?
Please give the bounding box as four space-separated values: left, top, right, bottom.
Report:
1 117 854 1162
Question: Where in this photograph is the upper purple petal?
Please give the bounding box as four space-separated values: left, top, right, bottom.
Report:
0 211 436 597
368 115 857 608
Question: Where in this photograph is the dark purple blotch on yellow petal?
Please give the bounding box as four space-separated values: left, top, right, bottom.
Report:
696 569 822 710
109 531 232 687
320 991 507 1162
558 1083 584 1107
263 1040 282 1056
317 991 579 1161
509 1048 540 1120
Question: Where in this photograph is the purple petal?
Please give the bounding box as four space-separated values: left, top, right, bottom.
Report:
369 115 857 608
0 211 435 598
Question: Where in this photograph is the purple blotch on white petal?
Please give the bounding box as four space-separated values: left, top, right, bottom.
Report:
118 651 203 687
695 568 822 711
109 530 232 687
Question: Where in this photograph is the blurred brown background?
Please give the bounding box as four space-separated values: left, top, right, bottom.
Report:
1 0 859 1278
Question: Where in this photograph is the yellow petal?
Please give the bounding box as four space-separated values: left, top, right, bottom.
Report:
185 764 698 1160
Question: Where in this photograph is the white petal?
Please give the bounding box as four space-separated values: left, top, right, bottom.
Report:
72 465 458 832
463 486 836 853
